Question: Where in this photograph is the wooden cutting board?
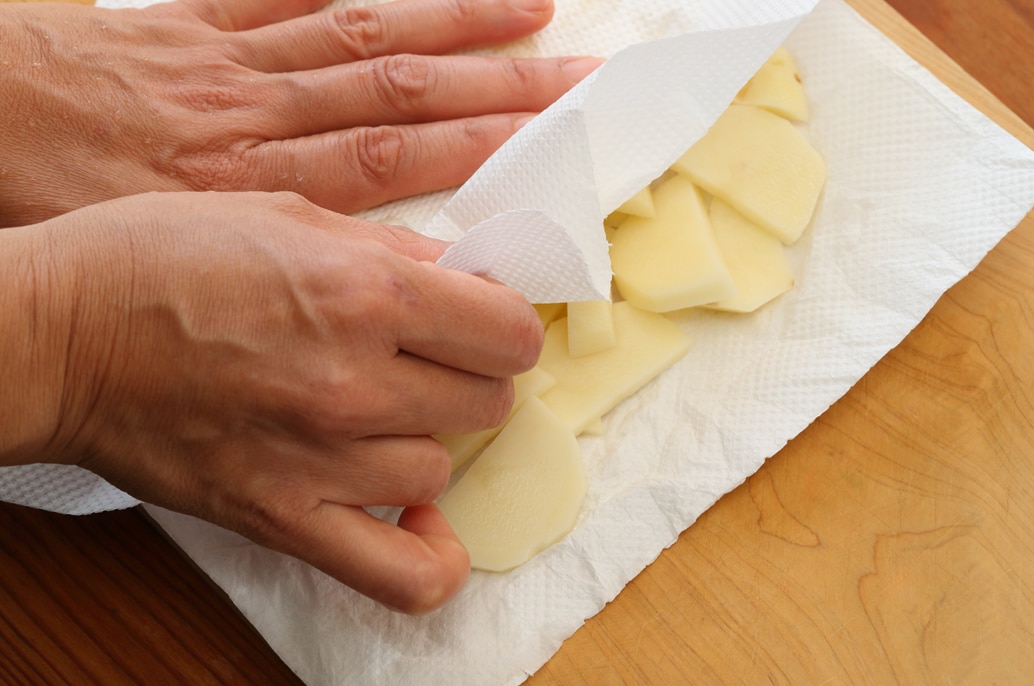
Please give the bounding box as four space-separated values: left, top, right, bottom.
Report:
0 1 1030 683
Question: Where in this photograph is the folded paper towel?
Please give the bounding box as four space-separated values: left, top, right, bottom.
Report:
4 0 1034 685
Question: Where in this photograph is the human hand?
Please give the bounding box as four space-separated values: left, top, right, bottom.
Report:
0 0 600 226
20 191 543 613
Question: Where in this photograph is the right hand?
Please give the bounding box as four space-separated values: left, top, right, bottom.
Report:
26 190 544 613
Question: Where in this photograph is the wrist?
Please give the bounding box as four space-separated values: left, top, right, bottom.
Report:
0 223 78 466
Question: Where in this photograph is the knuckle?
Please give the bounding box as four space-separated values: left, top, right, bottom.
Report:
328 7 387 60
513 307 546 370
225 477 310 547
264 190 314 215
506 57 542 94
260 189 330 223
169 64 263 112
451 117 495 153
412 438 452 503
350 126 411 188
477 377 517 429
448 0 482 23
494 300 545 374
177 150 254 191
370 54 436 113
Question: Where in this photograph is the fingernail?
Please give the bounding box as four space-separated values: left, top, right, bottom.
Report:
562 56 605 82
509 0 552 14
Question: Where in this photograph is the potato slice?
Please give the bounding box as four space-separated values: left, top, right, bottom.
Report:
705 199 795 313
567 299 617 357
610 174 736 313
615 186 656 219
537 301 692 435
672 104 826 245
439 396 585 573
533 302 567 329
734 47 810 123
436 366 556 472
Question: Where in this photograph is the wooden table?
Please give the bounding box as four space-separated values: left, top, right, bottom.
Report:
2 0 1032 683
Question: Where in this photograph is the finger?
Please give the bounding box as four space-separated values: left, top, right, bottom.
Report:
259 55 601 138
233 0 554 72
264 191 450 262
340 351 516 437
288 502 470 614
383 261 544 377
303 435 452 505
179 0 329 31
247 114 531 214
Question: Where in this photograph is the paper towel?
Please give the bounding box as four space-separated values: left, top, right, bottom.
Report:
5 0 1034 684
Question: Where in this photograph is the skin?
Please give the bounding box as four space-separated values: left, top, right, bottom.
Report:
0 0 601 612
1 191 545 614
0 0 601 226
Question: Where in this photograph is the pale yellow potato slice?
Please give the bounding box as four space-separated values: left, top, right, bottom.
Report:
734 46 810 123
533 302 567 329
582 418 605 435
439 396 586 572
672 104 826 245
610 174 736 313
615 186 656 218
567 299 617 358
537 301 692 435
436 366 556 472
705 199 795 313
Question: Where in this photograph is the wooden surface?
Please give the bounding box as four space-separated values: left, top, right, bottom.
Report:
2 0 1033 684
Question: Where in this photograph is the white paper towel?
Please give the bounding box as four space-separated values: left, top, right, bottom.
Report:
5 0 1034 684
434 3 816 300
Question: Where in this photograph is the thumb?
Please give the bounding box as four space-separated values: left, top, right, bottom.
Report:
283 502 470 614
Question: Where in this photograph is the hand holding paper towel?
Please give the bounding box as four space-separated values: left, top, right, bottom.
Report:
0 190 549 613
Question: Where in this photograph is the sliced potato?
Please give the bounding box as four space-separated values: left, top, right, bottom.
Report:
672 104 826 245
533 302 567 329
610 174 736 313
439 397 585 573
537 301 692 435
436 366 556 472
705 199 795 313
734 46 810 122
615 186 656 219
567 299 617 358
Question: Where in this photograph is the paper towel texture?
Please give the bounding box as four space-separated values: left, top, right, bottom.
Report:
5 0 1034 684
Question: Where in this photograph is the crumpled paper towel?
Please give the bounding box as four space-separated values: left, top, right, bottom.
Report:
4 0 1034 684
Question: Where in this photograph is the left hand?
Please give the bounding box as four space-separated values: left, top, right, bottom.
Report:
0 0 600 226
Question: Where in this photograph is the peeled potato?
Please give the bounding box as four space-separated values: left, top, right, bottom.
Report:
705 199 795 313
436 366 556 472
672 104 826 245
734 46 810 123
443 46 824 573
610 174 736 313
537 301 692 435
439 397 586 573
614 186 656 219
567 299 617 358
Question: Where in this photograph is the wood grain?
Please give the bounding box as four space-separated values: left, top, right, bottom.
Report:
885 0 1034 128
0 504 303 685
1 1 1032 684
